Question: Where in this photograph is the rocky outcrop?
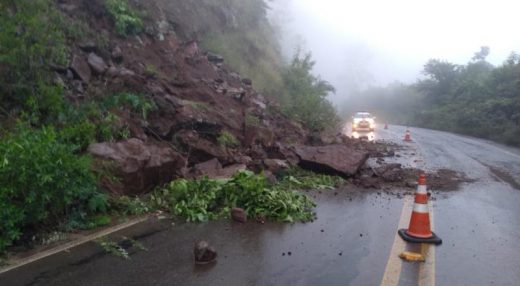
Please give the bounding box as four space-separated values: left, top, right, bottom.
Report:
88 139 186 195
294 144 369 178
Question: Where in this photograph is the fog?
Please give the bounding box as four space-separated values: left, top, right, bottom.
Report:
270 0 520 104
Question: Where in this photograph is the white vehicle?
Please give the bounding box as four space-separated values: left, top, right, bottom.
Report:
352 112 375 132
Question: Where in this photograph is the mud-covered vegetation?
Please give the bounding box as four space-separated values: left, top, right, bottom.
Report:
344 47 520 146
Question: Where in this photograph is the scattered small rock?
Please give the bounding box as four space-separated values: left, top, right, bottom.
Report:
207 52 224 63
231 207 247 223
194 240 217 265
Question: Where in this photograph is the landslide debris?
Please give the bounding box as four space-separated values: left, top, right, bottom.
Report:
353 162 473 192
49 0 374 195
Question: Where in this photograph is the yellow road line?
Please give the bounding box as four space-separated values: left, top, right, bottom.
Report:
419 201 436 286
380 196 413 286
380 198 436 286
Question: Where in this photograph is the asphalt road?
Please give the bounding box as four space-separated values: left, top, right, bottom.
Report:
1 125 520 286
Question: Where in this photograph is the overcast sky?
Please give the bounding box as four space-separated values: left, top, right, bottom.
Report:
270 0 520 104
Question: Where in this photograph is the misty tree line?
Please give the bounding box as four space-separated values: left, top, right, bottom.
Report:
343 47 520 146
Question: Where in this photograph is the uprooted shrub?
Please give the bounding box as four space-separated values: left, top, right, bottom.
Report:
0 124 107 252
153 170 318 223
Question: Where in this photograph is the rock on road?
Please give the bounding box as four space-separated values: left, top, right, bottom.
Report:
1 125 520 286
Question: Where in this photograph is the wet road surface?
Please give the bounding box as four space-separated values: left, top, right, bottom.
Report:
2 125 520 285
383 126 520 286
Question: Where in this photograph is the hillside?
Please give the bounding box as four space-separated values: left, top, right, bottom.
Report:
0 0 342 253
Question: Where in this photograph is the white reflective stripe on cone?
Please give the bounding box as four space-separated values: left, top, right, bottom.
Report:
417 185 427 194
413 203 429 213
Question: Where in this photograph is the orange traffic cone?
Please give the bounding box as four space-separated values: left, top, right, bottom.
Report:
384 124 388 130
398 174 442 245
403 129 412 142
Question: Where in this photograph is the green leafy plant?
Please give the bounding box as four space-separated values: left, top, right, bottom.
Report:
118 125 131 140
0 0 68 123
97 238 130 259
245 114 261 127
59 120 97 152
145 64 159 78
105 0 143 36
281 52 340 132
0 124 107 252
122 236 148 251
218 131 239 148
153 170 317 223
103 93 157 120
277 168 345 190
110 196 152 216
96 236 148 260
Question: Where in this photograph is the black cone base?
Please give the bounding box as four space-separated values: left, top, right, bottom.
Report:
398 229 442 245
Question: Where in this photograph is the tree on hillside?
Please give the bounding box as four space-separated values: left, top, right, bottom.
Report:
0 0 67 122
281 52 339 131
417 59 461 103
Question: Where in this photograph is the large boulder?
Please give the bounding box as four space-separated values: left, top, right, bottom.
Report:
294 144 369 178
88 139 186 194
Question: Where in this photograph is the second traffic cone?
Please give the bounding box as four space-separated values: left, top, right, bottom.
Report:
403 129 412 142
398 174 442 245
